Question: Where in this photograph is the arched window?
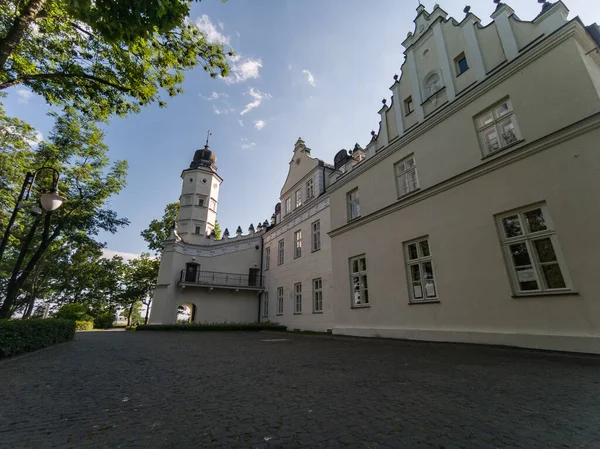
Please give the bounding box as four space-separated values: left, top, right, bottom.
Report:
424 72 442 98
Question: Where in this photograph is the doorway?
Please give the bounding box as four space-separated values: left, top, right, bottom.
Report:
185 263 199 283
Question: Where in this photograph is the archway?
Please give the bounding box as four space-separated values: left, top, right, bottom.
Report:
177 302 197 323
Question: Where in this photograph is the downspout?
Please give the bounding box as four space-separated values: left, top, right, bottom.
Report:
257 235 264 323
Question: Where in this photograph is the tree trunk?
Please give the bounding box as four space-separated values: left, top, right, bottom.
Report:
0 0 47 70
127 302 134 326
23 294 36 319
144 298 151 325
0 215 41 318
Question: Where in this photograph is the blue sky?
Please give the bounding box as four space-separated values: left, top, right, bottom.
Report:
3 0 598 258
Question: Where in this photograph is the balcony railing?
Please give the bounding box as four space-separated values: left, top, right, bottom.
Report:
179 270 264 290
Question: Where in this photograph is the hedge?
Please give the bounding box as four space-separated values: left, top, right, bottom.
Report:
0 319 76 358
75 320 94 331
136 323 287 332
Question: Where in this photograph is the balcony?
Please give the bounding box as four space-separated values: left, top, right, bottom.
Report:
179 269 264 290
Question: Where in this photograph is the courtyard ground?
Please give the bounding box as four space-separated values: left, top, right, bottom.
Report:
1 331 600 449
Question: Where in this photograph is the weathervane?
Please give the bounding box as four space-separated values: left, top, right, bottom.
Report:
205 129 212 147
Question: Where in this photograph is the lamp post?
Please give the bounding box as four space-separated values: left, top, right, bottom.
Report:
0 167 65 266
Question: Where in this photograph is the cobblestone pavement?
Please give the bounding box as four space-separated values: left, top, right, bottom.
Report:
1 331 600 449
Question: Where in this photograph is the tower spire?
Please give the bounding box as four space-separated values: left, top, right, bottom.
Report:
205 129 212 147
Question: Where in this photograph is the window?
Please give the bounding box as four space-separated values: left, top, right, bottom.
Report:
395 155 419 197
278 239 284 265
295 189 302 208
294 283 302 314
350 255 369 307
294 230 302 258
277 287 284 315
197 198 205 207
313 278 323 313
404 96 414 115
265 247 270 270
306 178 314 199
455 52 469 75
497 204 571 294
347 189 360 221
209 198 217 212
476 99 520 156
404 237 438 302
194 226 202 235
263 292 269 317
311 220 321 252
285 197 291 215
182 194 193 206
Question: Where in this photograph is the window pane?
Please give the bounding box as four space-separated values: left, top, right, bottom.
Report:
410 264 421 282
413 282 424 299
352 260 358 273
533 238 557 263
478 111 494 128
541 264 566 289
360 258 367 271
408 243 418 260
481 127 500 153
361 275 368 290
524 209 547 233
424 280 437 298
352 276 361 305
363 289 369 304
499 118 517 145
396 161 406 174
495 102 511 117
509 243 532 267
422 262 434 280
419 240 430 257
502 215 523 238
516 267 539 291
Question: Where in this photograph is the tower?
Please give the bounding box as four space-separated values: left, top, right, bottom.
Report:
177 143 223 244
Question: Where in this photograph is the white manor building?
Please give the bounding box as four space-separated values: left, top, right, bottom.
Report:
151 1 600 354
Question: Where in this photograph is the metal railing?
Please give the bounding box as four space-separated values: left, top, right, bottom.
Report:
180 270 264 289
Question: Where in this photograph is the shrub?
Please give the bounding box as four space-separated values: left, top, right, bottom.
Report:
75 320 94 331
54 303 92 321
0 319 76 358
93 311 115 329
136 323 287 332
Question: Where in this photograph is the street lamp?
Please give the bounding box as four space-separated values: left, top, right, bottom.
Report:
0 167 65 265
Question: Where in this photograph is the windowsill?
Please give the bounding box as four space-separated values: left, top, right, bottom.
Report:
276 313 283 316
512 291 579 299
277 263 283 266
455 67 470 78
293 312 302 315
294 255 301 260
397 188 421 201
347 216 361 223
351 304 370 309
409 300 440 305
312 311 323 314
311 248 321 253
405 110 414 117
481 139 525 160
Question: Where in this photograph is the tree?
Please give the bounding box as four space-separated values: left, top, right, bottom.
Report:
0 0 231 121
54 302 92 321
214 220 222 239
140 202 179 255
0 108 128 318
118 254 158 325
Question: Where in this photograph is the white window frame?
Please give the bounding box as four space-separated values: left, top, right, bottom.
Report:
404 96 414 115
311 220 321 252
294 282 302 314
278 239 284 265
306 178 314 199
294 230 302 259
349 255 369 307
475 99 521 157
209 198 217 212
295 189 302 208
347 189 360 221
285 197 291 215
313 278 323 313
455 52 469 75
496 204 572 295
395 154 419 198
277 287 284 315
265 247 270 271
263 292 269 318
404 237 438 303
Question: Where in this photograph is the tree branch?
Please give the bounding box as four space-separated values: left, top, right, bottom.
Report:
0 0 47 70
0 72 132 93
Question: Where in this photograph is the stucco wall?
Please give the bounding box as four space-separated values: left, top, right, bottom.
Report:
476 23 506 74
330 127 600 353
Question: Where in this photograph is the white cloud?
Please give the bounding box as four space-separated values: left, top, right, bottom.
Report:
23 130 43 148
200 92 228 101
102 249 140 262
302 69 316 87
194 14 229 45
225 55 263 84
288 64 292 70
16 89 33 104
213 104 235 115
254 120 266 130
241 142 256 150
218 21 225 30
240 87 271 115
238 119 244 127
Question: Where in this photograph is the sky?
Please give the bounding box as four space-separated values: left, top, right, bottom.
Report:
2 0 598 257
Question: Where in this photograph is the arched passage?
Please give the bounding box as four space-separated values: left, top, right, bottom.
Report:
177 302 197 323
